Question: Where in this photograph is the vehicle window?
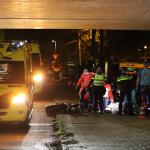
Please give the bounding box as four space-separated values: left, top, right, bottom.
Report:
32 53 40 68
0 61 25 84
7 46 17 52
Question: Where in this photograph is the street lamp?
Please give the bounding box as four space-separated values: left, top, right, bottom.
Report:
52 40 56 54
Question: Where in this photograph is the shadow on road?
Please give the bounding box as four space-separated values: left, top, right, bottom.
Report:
34 81 78 101
0 124 30 133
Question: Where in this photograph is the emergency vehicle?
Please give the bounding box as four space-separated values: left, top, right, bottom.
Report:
28 41 44 94
120 57 150 69
0 41 34 126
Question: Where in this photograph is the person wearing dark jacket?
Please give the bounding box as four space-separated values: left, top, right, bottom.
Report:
117 68 133 115
108 55 119 100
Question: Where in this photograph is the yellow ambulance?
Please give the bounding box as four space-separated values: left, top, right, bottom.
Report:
28 41 44 94
0 41 34 126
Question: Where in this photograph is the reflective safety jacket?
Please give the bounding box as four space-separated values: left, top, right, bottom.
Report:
93 74 105 86
117 74 133 89
76 72 95 88
117 75 132 82
76 71 95 96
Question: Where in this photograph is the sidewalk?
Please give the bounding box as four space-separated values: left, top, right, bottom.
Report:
57 112 150 150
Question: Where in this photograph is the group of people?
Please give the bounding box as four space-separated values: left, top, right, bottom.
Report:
75 59 150 116
76 66 106 113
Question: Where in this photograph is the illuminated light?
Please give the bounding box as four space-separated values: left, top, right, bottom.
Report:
19 41 24 46
12 93 26 104
144 45 147 49
33 73 43 82
16 44 20 48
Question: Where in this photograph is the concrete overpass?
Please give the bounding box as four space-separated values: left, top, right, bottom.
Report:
0 0 150 30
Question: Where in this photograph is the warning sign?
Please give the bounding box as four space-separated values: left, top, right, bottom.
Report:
52 54 58 60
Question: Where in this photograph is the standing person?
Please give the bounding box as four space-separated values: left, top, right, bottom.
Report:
136 60 150 114
92 67 106 113
108 55 119 100
87 56 95 72
117 68 133 115
75 69 95 110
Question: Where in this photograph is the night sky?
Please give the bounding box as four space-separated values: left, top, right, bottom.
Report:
4 29 150 49
3 29 150 65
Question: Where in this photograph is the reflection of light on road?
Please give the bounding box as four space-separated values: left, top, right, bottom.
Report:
29 123 53 126
28 130 52 132
20 122 53 150
20 103 54 150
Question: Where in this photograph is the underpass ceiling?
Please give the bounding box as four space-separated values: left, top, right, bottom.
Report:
0 0 150 30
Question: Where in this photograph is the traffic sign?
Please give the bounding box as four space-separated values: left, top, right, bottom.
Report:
52 54 58 60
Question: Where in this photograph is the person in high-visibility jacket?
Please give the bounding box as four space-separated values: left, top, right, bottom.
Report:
76 69 95 109
92 67 106 113
117 68 133 115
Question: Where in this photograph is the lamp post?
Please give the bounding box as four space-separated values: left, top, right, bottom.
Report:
52 40 56 54
78 32 82 66
144 45 148 57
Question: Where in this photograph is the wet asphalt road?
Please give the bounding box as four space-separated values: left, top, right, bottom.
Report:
0 99 55 150
1 83 150 150
0 82 78 150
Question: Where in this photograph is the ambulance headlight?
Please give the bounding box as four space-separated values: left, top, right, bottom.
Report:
12 93 26 104
33 73 43 82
